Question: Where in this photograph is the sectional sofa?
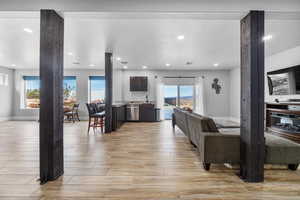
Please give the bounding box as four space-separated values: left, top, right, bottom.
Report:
173 108 300 171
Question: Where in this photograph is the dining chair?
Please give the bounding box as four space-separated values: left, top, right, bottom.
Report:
64 103 80 123
86 103 105 133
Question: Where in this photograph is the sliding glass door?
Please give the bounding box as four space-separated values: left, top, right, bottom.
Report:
179 85 194 110
163 85 194 120
164 85 178 120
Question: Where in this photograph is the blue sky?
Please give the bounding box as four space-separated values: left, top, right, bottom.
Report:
25 76 105 101
164 85 193 98
24 76 104 91
90 78 105 91
25 79 76 91
64 79 76 90
25 76 192 99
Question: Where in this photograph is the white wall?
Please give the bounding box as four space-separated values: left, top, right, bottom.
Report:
228 45 300 122
12 68 232 120
122 69 231 118
1 0 300 12
265 45 300 102
0 66 14 121
229 67 240 122
12 69 120 120
122 70 157 103
113 68 124 103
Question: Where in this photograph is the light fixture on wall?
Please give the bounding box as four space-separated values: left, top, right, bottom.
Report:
263 34 273 41
177 35 185 40
23 28 33 33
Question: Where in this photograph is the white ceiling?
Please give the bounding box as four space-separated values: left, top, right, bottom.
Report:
0 12 300 70
0 0 300 12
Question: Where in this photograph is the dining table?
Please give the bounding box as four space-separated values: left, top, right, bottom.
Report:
63 106 72 113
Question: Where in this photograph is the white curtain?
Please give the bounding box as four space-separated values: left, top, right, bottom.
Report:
194 76 206 115
155 76 164 120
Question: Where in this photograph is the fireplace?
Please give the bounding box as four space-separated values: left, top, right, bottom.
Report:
266 102 300 143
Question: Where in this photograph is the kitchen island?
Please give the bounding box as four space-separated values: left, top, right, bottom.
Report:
111 102 160 131
112 103 127 131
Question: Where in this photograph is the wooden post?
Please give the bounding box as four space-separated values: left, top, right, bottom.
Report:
39 9 64 184
105 52 113 133
240 10 265 182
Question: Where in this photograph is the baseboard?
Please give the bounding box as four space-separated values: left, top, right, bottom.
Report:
0 117 12 121
11 116 38 121
11 115 89 121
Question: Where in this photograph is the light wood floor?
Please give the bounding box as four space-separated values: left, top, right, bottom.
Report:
0 121 299 200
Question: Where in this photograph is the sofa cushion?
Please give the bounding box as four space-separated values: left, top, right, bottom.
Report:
265 134 300 164
173 108 189 137
200 117 219 132
186 112 204 146
200 133 240 164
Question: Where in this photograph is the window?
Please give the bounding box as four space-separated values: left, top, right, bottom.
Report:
0 73 8 86
163 85 178 120
63 76 77 107
24 76 40 108
23 76 77 109
163 85 194 120
89 76 105 103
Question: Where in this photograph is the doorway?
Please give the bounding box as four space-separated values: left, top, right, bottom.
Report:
163 85 194 120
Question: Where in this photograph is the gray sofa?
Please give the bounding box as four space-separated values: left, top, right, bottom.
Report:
173 107 300 171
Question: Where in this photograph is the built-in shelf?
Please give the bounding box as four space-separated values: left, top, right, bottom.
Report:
266 102 300 143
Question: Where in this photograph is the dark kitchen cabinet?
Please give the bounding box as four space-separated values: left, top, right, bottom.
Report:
139 104 156 122
112 105 126 131
130 76 148 91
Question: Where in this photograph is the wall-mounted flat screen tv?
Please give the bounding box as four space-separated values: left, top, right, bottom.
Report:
267 65 300 95
130 76 148 92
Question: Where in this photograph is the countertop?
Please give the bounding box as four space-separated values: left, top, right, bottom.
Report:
265 102 300 106
112 103 127 108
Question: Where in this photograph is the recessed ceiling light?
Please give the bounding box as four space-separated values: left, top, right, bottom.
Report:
166 63 171 67
67 52 73 56
116 57 121 61
142 65 148 69
123 66 128 69
263 35 273 41
89 64 95 67
213 63 219 67
23 28 33 33
11 64 16 67
177 35 185 40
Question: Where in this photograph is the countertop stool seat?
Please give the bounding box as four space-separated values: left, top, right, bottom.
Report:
86 103 105 133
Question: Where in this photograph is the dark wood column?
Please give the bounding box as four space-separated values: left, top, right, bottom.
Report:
240 11 265 182
39 9 64 184
105 52 113 133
